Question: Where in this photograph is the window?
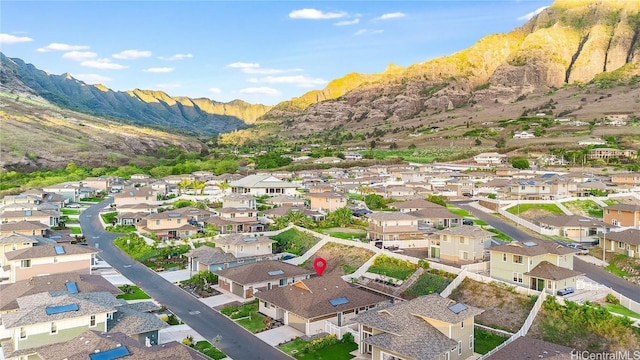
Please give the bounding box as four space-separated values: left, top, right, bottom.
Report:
461 321 464 328
51 322 57 334
513 272 523 283
240 246 244 252
248 213 253 218
90 315 96 327
279 278 287 286
155 220 160 225
20 259 31 268
19 327 26 339
619 241 625 249
513 255 523 264
502 253 507 262
460 251 469 261
107 313 113 320
469 335 474 349
459 237 466 244
458 341 462 355
263 301 270 309
177 219 181 224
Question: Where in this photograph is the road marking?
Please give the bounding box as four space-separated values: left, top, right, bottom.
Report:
123 265 132 268
189 311 201 315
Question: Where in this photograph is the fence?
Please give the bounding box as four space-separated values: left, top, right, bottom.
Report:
496 208 555 236
440 268 467 298
462 261 490 273
324 320 359 342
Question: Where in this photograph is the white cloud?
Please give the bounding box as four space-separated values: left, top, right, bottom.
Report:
335 18 360 26
37 43 89 52
0 33 34 44
156 83 182 89
238 87 281 96
247 75 327 88
289 8 346 20
226 62 260 70
80 59 127 70
374 12 406 21
62 51 97 61
226 62 302 75
73 74 112 84
208 87 222 94
112 49 152 60
143 67 174 73
517 6 549 21
354 29 384 36
159 53 193 61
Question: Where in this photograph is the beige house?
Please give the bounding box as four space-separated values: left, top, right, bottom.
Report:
230 174 298 196
40 183 84 203
588 148 637 160
603 204 640 229
3 243 99 283
143 207 212 240
1 210 60 227
600 229 640 258
255 276 388 337
610 172 640 186
215 260 314 299
387 199 444 213
306 192 348 212
213 234 274 258
473 152 507 165
113 187 159 208
365 212 426 244
0 221 49 237
355 294 483 360
0 234 38 281
435 226 494 264
213 207 264 234
538 215 614 242
222 194 257 210
489 240 581 294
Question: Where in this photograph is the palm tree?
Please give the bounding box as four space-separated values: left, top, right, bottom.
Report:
216 181 231 194
177 178 192 195
191 180 206 195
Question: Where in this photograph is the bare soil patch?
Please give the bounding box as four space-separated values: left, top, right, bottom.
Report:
519 208 557 223
302 242 375 276
449 278 537 333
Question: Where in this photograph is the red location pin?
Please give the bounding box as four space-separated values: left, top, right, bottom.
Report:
313 257 327 276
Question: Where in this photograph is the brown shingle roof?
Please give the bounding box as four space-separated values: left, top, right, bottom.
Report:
601 228 640 246
538 215 611 228
388 199 443 210
214 234 274 246
366 212 418 221
435 225 494 238
0 220 49 231
214 260 314 285
255 275 389 319
184 245 237 265
490 240 576 257
0 233 40 244
5 243 99 260
604 203 640 212
524 261 583 281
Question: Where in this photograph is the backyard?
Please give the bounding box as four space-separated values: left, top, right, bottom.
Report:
193 340 227 360
302 242 374 276
505 203 564 222
115 285 151 300
446 205 488 226
278 334 357 360
271 228 320 256
317 227 367 241
113 234 190 270
563 199 604 218
367 254 417 281
401 270 456 299
474 329 508 355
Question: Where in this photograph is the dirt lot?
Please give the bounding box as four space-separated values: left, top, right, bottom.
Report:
518 208 559 223
449 278 537 333
302 242 375 276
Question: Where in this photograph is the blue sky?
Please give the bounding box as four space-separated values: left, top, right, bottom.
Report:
1 1 551 105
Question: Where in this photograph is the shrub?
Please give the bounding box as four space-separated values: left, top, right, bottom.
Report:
301 335 339 353
606 293 620 305
342 332 355 344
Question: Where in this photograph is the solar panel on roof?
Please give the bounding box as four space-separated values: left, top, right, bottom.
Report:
448 303 467 314
89 346 130 360
268 270 284 276
54 245 65 255
329 297 349 306
45 303 79 315
65 282 79 294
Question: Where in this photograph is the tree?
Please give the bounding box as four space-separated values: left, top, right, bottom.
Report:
191 180 206 195
495 137 506 148
324 207 354 228
177 178 192 195
389 142 398 150
364 194 385 210
510 157 530 169
474 139 482 146
426 194 447 207
408 143 417 150
215 181 231 194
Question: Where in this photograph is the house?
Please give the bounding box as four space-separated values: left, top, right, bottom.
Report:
306 192 348 212
407 207 462 230
184 245 244 272
40 182 84 203
255 275 388 337
513 131 535 139
603 204 640 228
3 243 100 283
26 330 207 360
265 195 306 207
262 205 324 222
610 172 640 186
344 152 363 161
489 239 582 294
473 152 507 165
213 234 274 258
387 199 444 213
355 294 483 360
1 210 60 228
600 228 640 258
113 186 159 208
143 211 201 240
0 221 49 237
484 336 573 360
0 233 38 269
222 194 256 210
366 212 428 247
212 207 264 234
185 235 274 272
538 215 615 242
434 226 495 263
588 148 637 160
214 260 314 299
230 174 298 196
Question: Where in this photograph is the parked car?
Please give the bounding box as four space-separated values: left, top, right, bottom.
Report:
352 208 372 217
566 243 589 255
67 203 81 208
557 287 575 296
462 219 474 225
462 192 473 197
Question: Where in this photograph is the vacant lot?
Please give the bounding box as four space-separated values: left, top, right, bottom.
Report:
302 242 374 276
563 200 603 218
506 203 564 223
271 228 320 256
449 278 537 333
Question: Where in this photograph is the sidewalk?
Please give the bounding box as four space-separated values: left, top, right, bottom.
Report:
157 269 191 283
578 255 608 267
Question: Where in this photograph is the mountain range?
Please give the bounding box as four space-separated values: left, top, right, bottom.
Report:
1 0 639 169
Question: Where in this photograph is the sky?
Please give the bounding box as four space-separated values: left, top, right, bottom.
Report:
1 1 552 106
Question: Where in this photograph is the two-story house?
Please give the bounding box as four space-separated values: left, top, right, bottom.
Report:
211 207 264 234
230 174 298 196
366 212 427 247
0 221 49 237
222 194 257 210
387 199 443 213
185 234 274 272
113 186 159 208
142 207 213 240
3 243 99 283
256 275 388 338
1 210 60 227
610 172 640 186
434 226 494 264
355 294 483 360
538 215 614 242
489 240 581 294
214 260 315 299
473 152 507 165
603 204 640 229
305 192 348 212
40 183 84 203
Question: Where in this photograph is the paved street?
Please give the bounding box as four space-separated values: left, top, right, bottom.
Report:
574 258 640 302
80 199 291 360
454 201 537 241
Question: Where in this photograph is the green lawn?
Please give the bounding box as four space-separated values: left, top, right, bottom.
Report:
402 271 453 299
603 303 640 319
484 227 513 242
563 200 603 218
236 312 267 333
368 254 417 280
278 338 357 360
271 228 320 256
474 329 508 355
115 285 151 300
105 224 137 233
317 227 367 240
194 341 227 360
70 227 82 234
61 209 80 215
220 300 267 333
445 205 487 225
101 212 118 224
505 203 564 215
603 199 623 206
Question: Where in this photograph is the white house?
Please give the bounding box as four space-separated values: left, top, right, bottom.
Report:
473 152 507 165
229 175 298 196
513 131 535 139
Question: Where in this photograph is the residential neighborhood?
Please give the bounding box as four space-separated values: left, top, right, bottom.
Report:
1 161 639 360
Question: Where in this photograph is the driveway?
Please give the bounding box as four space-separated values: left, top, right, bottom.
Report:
80 199 291 360
255 326 304 347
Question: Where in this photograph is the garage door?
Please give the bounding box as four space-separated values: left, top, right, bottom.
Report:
231 282 244 297
287 312 306 333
